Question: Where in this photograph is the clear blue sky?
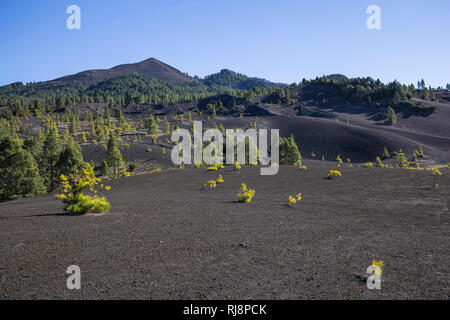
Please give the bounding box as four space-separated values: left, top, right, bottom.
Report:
0 0 449 87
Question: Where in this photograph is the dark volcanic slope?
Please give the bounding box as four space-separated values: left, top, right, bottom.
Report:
1 165 449 299
231 101 450 163
43 58 193 87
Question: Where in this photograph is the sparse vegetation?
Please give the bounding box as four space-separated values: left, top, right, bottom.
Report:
336 155 343 167
396 152 409 168
431 168 442 190
106 134 125 178
375 156 384 168
279 135 301 165
56 164 110 215
288 193 302 207
386 106 397 125
99 160 109 177
328 170 342 179
216 175 224 184
0 136 45 200
237 183 255 203
382 147 390 159
205 180 217 189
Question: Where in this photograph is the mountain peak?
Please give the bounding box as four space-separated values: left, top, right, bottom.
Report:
45 57 193 87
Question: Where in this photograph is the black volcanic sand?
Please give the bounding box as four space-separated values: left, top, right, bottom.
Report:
1 164 449 299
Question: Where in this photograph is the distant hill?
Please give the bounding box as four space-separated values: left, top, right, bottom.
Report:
203 69 278 90
325 74 348 81
0 60 280 99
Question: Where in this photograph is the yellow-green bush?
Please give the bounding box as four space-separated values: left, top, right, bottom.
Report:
328 170 342 179
216 175 224 183
288 193 302 207
396 152 409 168
237 183 255 203
431 168 442 190
56 164 110 215
205 180 217 189
336 155 343 167
207 162 224 171
375 156 384 168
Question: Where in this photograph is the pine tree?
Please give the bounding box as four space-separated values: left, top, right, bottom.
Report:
104 105 111 128
23 136 42 163
144 115 158 135
386 106 397 125
118 110 125 128
0 136 45 200
418 146 424 157
106 134 124 178
279 135 301 165
382 146 390 159
41 125 62 191
80 131 87 143
57 142 84 176
422 87 430 100
396 152 409 168
99 160 109 177
0 121 7 140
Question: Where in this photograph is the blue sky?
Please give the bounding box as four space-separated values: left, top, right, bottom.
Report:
0 0 449 87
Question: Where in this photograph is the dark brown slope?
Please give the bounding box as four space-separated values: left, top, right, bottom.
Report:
41 57 193 87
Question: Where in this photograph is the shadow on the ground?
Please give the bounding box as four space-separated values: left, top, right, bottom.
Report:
23 212 74 218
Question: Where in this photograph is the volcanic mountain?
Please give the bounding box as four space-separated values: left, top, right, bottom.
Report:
42 57 194 87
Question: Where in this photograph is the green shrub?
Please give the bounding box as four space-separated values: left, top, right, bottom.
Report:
396 152 409 168
56 163 111 215
280 135 301 165
0 136 45 201
237 183 255 203
63 193 110 215
99 160 109 176
382 146 390 159
386 106 397 125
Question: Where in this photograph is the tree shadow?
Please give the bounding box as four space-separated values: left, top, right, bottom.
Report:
23 212 75 218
